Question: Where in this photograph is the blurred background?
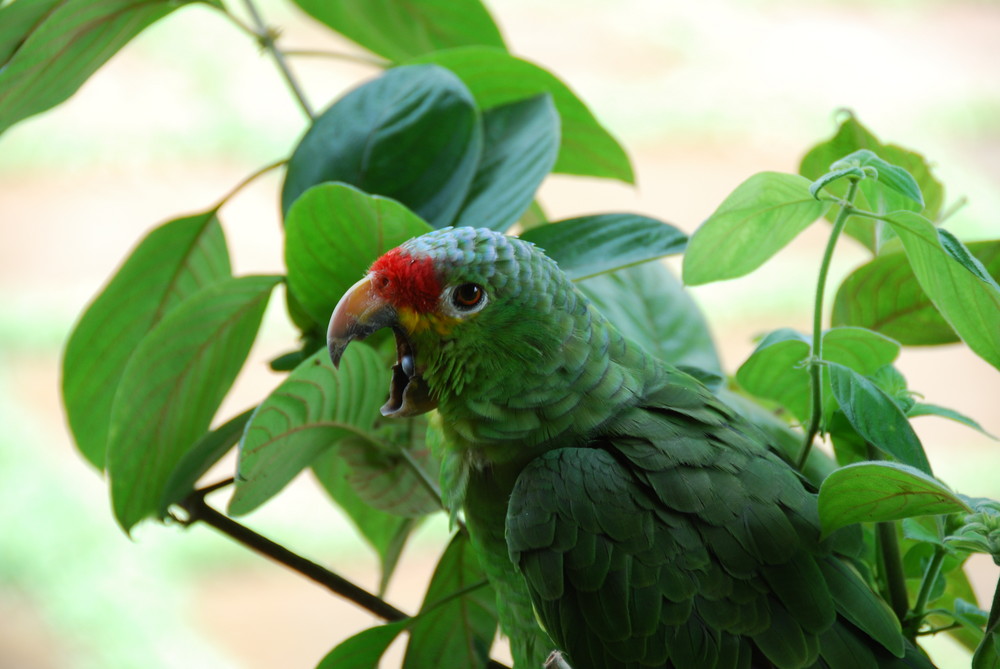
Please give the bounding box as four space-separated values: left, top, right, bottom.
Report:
1 0 998 666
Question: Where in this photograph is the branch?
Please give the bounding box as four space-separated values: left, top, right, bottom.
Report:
180 484 406 621
178 483 511 669
236 0 315 119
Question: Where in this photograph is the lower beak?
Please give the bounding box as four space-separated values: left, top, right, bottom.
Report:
328 274 395 368
327 274 437 418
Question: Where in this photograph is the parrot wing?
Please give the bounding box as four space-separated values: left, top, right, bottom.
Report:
506 369 922 669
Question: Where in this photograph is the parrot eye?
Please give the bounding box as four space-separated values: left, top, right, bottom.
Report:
451 283 486 311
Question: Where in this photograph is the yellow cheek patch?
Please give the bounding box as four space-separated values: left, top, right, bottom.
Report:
398 307 460 336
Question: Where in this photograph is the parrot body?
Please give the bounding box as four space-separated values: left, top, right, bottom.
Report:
328 227 933 669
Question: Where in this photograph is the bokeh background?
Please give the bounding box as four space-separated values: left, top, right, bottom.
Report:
1 0 998 667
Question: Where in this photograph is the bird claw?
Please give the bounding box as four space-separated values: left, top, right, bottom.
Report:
543 650 574 669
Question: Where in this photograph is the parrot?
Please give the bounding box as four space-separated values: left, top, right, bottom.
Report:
326 226 934 669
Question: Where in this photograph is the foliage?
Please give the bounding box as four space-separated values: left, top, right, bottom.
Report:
0 0 991 664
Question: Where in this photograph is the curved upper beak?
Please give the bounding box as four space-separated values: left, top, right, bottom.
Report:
328 274 396 368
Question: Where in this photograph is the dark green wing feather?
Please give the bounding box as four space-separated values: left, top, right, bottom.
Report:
507 368 925 669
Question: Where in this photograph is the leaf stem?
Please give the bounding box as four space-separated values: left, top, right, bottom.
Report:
237 0 315 119
877 519 910 624
797 178 861 470
283 48 390 68
906 543 947 635
213 157 288 211
985 572 1000 636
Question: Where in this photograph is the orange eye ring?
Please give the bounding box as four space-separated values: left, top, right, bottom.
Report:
452 283 485 309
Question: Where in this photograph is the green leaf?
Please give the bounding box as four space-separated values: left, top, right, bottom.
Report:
452 94 560 232
292 0 505 63
312 447 419 596
159 407 255 516
857 151 924 208
909 402 997 439
974 626 1000 669
578 260 721 375
0 0 61 66
62 211 230 468
0 0 214 135
682 172 829 285
735 328 812 424
883 213 1000 371
827 362 929 474
832 242 1000 345
229 345 387 516
337 421 443 518
107 275 280 532
799 113 944 252
315 620 409 669
520 214 687 280
735 327 899 426
281 65 482 227
808 165 866 199
408 46 633 183
284 183 433 326
818 461 972 535
403 533 498 669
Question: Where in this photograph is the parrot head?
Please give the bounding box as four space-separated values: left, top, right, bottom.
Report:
329 228 566 415
328 226 653 456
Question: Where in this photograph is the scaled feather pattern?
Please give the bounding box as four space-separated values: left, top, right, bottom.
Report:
328 227 935 669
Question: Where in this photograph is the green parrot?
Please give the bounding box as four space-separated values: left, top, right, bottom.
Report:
327 226 934 669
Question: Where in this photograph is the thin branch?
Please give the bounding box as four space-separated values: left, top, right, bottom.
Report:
797 178 860 470
178 484 510 669
180 485 407 622
283 47 390 68
212 158 288 211
237 0 315 119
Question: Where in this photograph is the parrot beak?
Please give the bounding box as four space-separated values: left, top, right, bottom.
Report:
328 274 395 368
328 274 437 418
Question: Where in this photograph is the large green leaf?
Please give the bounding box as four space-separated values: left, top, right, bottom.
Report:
229 345 387 516
408 46 633 183
292 0 505 63
107 275 279 532
403 532 498 669
682 172 829 285
827 362 929 474
62 211 230 468
520 214 686 281
159 407 254 516
577 260 721 375
315 620 409 669
883 213 1000 371
312 447 418 595
736 327 900 426
452 94 560 232
799 113 944 252
832 240 1000 345
0 0 60 65
818 462 971 535
0 0 214 135
281 65 482 227
284 182 433 326
735 329 812 424
337 425 443 518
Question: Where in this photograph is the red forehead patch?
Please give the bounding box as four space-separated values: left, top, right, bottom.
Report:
369 248 441 313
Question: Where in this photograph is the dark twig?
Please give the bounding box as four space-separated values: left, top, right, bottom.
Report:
178 483 511 669
180 484 407 622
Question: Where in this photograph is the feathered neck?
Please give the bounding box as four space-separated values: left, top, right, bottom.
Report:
432 286 664 471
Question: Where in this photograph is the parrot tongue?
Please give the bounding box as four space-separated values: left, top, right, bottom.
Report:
382 329 436 417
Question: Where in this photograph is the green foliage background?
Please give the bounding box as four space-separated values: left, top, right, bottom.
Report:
1 0 999 667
